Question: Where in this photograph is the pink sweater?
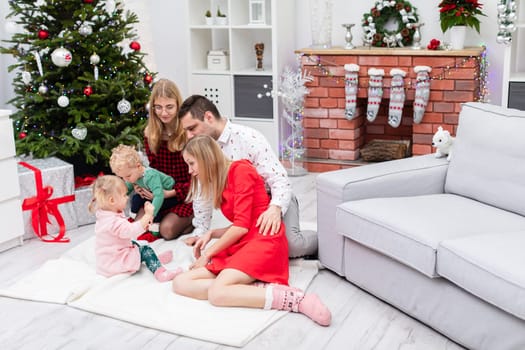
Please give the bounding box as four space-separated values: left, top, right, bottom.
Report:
94 209 145 277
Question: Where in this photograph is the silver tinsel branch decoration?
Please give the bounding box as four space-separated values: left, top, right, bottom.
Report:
497 0 518 45
273 57 313 175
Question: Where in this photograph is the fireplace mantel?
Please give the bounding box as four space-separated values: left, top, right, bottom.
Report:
296 46 485 172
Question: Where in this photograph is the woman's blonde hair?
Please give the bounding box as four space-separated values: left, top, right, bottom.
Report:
109 144 141 173
145 79 186 153
88 175 126 213
183 135 230 208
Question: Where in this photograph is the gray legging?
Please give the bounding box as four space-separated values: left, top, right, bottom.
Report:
283 194 318 258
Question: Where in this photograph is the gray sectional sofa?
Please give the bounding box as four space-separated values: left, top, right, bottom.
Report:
316 102 525 350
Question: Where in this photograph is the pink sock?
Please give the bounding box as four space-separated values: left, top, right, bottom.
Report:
153 266 182 282
158 251 173 264
297 293 332 327
270 289 331 326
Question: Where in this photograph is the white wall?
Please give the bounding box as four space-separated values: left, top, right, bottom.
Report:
0 0 506 109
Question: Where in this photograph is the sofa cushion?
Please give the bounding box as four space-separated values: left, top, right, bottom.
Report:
337 194 525 278
437 231 525 321
445 102 525 217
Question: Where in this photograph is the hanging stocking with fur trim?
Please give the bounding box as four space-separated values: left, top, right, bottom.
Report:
388 68 407 128
344 63 360 120
413 66 432 124
366 68 385 122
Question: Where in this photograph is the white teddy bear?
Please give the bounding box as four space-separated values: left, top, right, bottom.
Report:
432 126 454 161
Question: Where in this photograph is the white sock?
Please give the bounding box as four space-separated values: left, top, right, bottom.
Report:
413 66 432 124
367 68 385 122
388 68 407 128
344 63 360 120
263 285 274 310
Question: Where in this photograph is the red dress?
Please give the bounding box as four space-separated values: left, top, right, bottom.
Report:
206 160 289 285
144 137 193 217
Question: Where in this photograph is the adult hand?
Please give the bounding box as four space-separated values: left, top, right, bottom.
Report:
256 205 282 236
184 235 199 246
189 254 209 270
193 231 212 259
134 185 153 200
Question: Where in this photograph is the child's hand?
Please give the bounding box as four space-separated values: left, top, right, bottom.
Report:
143 201 154 216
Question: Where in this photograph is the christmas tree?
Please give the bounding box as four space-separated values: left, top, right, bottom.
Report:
1 0 155 174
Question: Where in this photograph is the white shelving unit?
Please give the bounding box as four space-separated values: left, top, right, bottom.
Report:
187 0 296 153
0 110 24 252
502 0 525 110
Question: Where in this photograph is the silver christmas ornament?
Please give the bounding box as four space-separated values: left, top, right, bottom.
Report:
57 95 69 107
79 23 93 36
51 47 73 67
90 53 100 65
38 84 48 94
117 98 131 114
72 127 87 140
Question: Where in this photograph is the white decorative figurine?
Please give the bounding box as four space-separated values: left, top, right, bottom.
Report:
432 126 454 161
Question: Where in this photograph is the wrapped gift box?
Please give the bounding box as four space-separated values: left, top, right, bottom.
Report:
17 157 77 241
74 185 96 226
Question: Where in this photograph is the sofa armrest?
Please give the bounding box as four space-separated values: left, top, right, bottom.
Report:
316 154 449 275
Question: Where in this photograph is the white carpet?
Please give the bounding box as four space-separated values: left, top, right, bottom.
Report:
0 234 319 347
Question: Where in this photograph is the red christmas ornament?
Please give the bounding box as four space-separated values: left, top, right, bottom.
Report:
83 0 94 3
19 132 27 139
129 41 141 51
144 74 153 84
83 85 93 96
38 29 49 40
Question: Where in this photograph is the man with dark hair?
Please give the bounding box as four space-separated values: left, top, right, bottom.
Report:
178 95 317 258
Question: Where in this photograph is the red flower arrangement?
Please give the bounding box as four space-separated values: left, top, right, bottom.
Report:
427 39 441 50
438 0 485 34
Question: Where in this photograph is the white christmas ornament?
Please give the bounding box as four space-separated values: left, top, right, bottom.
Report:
51 47 73 67
22 71 32 85
72 127 87 140
38 85 48 94
79 23 93 36
90 53 100 65
57 95 70 107
117 99 131 114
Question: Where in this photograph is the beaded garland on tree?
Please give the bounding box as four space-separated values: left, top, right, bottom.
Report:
362 0 419 48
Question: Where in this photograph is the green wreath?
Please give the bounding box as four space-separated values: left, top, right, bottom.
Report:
362 1 419 48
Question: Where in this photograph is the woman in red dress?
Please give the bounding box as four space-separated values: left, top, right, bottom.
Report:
134 79 194 241
172 135 331 326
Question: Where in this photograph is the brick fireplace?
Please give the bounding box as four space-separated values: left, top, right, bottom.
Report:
296 46 485 172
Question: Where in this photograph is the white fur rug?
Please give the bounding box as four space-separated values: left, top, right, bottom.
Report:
0 235 319 347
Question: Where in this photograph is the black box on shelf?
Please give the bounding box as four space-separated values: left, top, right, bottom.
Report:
234 75 273 119
508 82 525 111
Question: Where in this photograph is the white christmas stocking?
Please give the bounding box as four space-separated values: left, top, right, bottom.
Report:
366 68 385 122
413 66 432 124
344 63 360 120
388 68 407 128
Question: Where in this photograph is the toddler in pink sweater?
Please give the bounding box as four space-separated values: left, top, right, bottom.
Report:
89 175 181 282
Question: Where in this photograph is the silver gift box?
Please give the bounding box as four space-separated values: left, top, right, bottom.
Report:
17 157 77 240
74 185 96 226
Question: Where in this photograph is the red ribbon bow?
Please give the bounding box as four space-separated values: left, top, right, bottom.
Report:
74 172 104 188
19 161 75 243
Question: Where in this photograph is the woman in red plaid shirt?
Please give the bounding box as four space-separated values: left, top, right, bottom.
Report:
134 79 194 241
